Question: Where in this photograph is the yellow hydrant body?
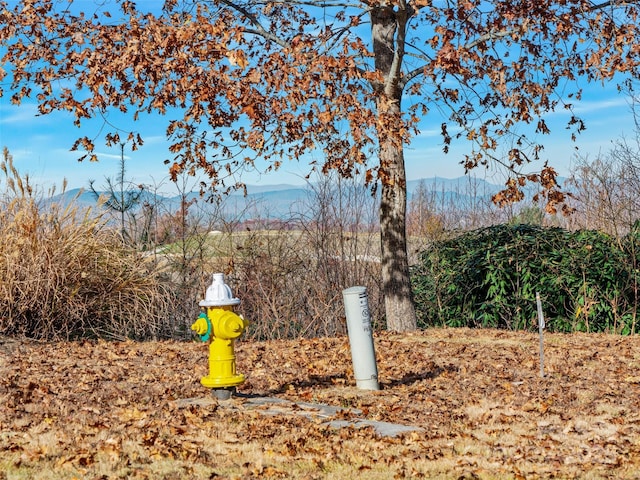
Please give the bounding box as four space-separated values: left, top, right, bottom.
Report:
191 274 248 392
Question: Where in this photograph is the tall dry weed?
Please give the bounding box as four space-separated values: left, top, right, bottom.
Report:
0 148 173 340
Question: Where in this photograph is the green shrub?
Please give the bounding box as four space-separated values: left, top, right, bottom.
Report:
411 223 637 333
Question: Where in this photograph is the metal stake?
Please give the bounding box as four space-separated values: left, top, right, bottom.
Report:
536 292 545 378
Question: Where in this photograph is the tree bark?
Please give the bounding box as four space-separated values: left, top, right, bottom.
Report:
379 136 417 331
372 4 417 331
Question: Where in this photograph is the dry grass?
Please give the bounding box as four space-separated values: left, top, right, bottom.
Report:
0 149 174 340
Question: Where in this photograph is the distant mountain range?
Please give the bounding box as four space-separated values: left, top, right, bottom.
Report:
47 176 555 221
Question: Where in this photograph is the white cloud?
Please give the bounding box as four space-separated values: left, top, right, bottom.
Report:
414 127 442 138
94 151 131 161
0 103 43 125
573 97 629 114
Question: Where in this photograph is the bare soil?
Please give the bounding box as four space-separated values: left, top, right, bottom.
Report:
1 328 640 479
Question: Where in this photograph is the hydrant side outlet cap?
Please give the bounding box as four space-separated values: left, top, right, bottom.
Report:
199 273 241 307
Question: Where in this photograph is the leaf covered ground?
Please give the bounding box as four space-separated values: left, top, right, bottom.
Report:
1 328 640 479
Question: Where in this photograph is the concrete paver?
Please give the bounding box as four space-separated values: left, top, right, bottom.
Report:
175 395 424 437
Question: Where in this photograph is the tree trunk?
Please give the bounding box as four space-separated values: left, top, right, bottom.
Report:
379 135 417 331
372 4 417 331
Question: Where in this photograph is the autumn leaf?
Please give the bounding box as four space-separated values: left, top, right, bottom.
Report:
3 330 640 477
227 49 248 68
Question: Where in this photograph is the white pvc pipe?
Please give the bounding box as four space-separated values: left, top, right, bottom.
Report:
342 286 380 390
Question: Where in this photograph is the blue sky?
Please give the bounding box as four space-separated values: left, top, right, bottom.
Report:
0 80 632 195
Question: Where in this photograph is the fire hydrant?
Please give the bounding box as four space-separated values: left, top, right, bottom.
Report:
191 273 248 400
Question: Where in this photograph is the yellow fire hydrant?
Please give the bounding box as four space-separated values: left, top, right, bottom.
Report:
191 273 248 399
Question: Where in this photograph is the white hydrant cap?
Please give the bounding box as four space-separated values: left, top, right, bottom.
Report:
199 273 241 307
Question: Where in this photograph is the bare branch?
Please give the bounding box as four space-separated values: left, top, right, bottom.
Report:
218 0 289 47
464 29 512 50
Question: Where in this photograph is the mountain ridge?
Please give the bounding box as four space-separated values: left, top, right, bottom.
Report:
46 175 561 220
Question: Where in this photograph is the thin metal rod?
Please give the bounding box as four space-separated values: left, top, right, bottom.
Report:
536 292 545 378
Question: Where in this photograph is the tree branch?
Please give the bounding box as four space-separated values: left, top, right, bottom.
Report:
589 0 640 10
218 0 290 48
386 5 410 96
464 29 512 50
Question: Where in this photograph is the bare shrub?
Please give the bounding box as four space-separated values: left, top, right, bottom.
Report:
225 173 382 340
566 141 640 237
0 149 173 340
138 174 274 339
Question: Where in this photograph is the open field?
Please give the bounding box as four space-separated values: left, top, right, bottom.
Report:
2 328 640 479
